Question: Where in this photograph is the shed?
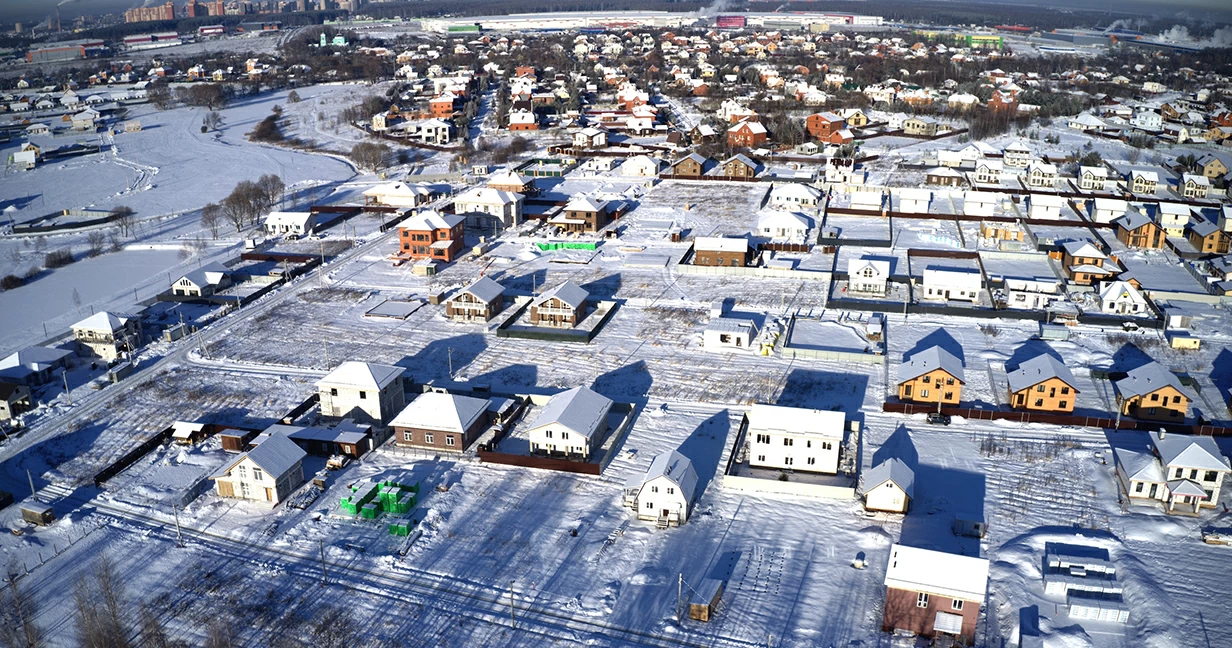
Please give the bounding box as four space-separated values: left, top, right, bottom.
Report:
20 502 54 526
688 578 724 622
219 428 259 452
171 420 209 445
952 512 987 538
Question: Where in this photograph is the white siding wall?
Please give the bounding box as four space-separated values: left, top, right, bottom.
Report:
636 475 691 523
865 481 909 512
749 431 840 474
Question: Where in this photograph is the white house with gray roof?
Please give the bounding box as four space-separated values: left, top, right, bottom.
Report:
172 262 231 297
623 449 699 527
316 361 405 424
527 386 613 459
211 432 306 506
703 318 757 351
1114 430 1231 514
1099 281 1148 316
862 458 914 513
746 403 846 474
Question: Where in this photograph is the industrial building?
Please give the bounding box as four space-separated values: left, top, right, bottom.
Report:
26 40 104 63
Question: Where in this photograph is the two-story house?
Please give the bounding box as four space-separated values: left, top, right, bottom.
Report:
1025 161 1058 188
1114 430 1231 514
1114 211 1165 249
1003 141 1033 168
172 263 231 297
694 237 749 267
897 346 964 406
849 257 890 296
211 433 306 506
1128 170 1158 195
1157 202 1191 237
1180 173 1210 199
528 386 613 459
623 449 698 527
1006 353 1079 413
719 154 758 179
903 116 940 137
1099 280 1149 316
805 111 846 140
445 277 505 322
727 119 767 147
1187 219 1230 255
316 361 406 425
1078 165 1108 191
882 544 989 645
670 153 710 178
1114 361 1188 423
973 160 1003 185
71 311 140 362
453 186 524 230
529 281 588 328
1060 240 1113 285
398 210 466 263
746 404 846 474
552 195 610 233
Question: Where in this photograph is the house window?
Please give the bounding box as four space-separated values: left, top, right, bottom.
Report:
1037 385 1045 393
921 389 930 398
403 431 413 442
806 440 812 448
785 457 794 466
904 385 912 396
1061 387 1070 395
807 457 816 465
1150 393 1159 402
561 432 569 440
922 376 931 384
1135 482 1144 493
644 501 653 510
667 488 674 495
651 486 659 493
545 430 553 438
1059 401 1068 409
1172 395 1181 404
951 599 964 611
944 392 954 401
330 388 338 396
1175 468 1184 479
1034 399 1044 407
1206 471 1218 482
784 438 793 446
917 593 929 608
446 436 455 447
425 433 434 444
238 466 248 479
359 391 367 400
1148 407 1157 415
240 482 251 498
1190 469 1199 480
946 378 955 386
822 442 832 450
252 468 263 482
757 455 765 462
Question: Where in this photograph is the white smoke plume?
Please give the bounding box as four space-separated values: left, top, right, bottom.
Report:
1155 24 1232 47
696 0 735 18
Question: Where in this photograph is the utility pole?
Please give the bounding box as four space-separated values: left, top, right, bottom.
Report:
62 370 71 405
448 347 454 380
319 540 328 584
27 470 35 500
509 581 515 629
677 573 683 624
172 504 184 547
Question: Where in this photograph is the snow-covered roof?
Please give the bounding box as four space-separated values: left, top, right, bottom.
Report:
1130 170 1158 182
488 169 530 186
757 210 810 231
641 449 698 503
922 266 981 291
460 276 504 304
564 195 607 213
1151 433 1230 472
884 544 989 602
389 391 489 433
1007 354 1077 394
747 403 844 439
404 210 464 231
317 361 403 391
898 346 964 384
265 211 314 228
72 311 128 333
769 183 822 201
1114 446 1164 482
729 120 766 134
536 280 588 309
239 432 305 478
1061 240 1106 259
1099 280 1144 305
1080 165 1108 178
964 190 998 205
179 262 230 288
363 181 426 198
1114 362 1184 400
456 186 521 206
705 318 756 335
1029 193 1067 208
851 256 890 275
862 458 914 499
1114 211 1153 233
0 346 72 372
695 237 748 253
529 386 613 441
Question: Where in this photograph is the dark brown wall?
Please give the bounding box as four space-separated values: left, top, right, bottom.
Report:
882 587 979 645
394 412 489 452
694 249 746 267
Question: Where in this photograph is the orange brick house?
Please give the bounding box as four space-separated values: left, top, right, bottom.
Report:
1114 361 1189 423
1007 353 1079 413
397 210 465 263
727 119 768 147
806 112 845 140
430 92 457 118
896 346 964 405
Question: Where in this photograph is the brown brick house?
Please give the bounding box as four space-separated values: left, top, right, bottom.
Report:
726 119 767 147
670 153 709 178
1007 353 1079 413
390 392 491 452
693 237 749 267
1187 219 1230 255
551 195 609 233
896 346 964 405
1114 361 1189 423
430 92 457 118
530 281 589 328
445 277 505 322
1060 240 1113 285
398 210 466 263
882 544 989 646
805 111 845 140
719 154 758 179
1114 212 1164 250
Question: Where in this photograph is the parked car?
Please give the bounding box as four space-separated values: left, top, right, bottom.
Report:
926 412 951 426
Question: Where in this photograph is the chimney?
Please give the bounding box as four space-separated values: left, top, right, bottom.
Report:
1157 428 1166 441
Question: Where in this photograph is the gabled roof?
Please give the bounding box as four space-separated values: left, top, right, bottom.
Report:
641 449 698 503
529 386 613 440
1113 446 1164 482
747 403 844 439
457 186 521 206
238 432 305 478
851 256 890 275
488 169 530 186
1114 211 1153 232
265 211 314 227
0 346 72 372
363 181 425 198
757 210 810 231
389 391 489 433
862 458 914 499
535 280 588 309
460 276 504 304
1151 433 1231 472
722 153 759 170
1007 354 1077 394
564 195 607 213
672 152 709 168
1114 361 1185 399
1189 218 1219 238
769 183 822 200
404 210 464 231
317 361 403 391
884 544 989 602
695 236 748 253
1061 240 1106 259
898 346 964 384
1099 280 1144 305
72 311 128 333
179 262 230 288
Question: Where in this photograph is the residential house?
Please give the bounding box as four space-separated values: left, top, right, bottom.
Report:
429 92 456 118
0 382 32 421
445 277 505 322
882 544 989 645
1180 173 1210 199
756 210 810 241
1114 212 1164 249
1131 109 1161 131
805 111 846 140
963 191 999 218
1060 241 1112 285
508 110 538 130
1128 170 1158 195
0 347 73 385
398 210 466 263
405 118 454 145
71 312 140 362
487 169 533 194
703 318 757 351
926 167 964 187
573 126 607 149
1003 141 1033 168
897 188 931 214
1195 153 1227 178
1157 203 1191 237
897 346 964 405
528 386 613 459
746 404 846 474
316 361 405 425
529 281 589 328
903 116 940 137
1114 361 1188 423
1078 166 1108 191
1099 280 1149 316
767 183 822 210
1025 161 1058 188
363 182 435 208
552 195 610 233
727 120 768 147
623 449 698 527
973 160 1003 184
849 257 890 296
1007 353 1079 413
172 262 231 297
1027 193 1066 220
840 108 869 127
694 237 749 267
263 211 317 237
719 154 758 179
850 186 885 212
670 153 709 178
211 433 306 506
1092 198 1129 224
621 155 663 177
1187 219 1230 255
862 458 914 513
389 391 490 452
921 267 982 303
453 186 524 229
1114 430 1231 514
282 421 374 460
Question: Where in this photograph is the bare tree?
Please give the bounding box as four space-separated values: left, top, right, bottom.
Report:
202 111 223 132
201 203 222 239
74 554 131 648
86 231 106 257
350 142 391 172
256 174 285 209
111 206 136 237
203 620 233 648
0 571 44 648
221 181 266 232
138 606 170 648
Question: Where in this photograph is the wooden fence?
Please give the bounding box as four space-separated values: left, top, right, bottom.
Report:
476 450 602 475
882 401 1229 435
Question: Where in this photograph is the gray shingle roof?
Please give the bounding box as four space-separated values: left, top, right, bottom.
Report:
1114 362 1184 400
642 449 698 503
461 277 505 304
1151 433 1231 472
1007 354 1077 394
243 433 306 478
529 386 613 441
535 281 589 309
898 346 964 384
862 457 915 499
